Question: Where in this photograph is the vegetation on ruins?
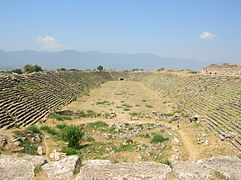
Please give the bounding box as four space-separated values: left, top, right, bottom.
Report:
61 125 85 148
24 64 43 73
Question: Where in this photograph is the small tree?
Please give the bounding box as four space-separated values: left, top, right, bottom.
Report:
24 64 43 73
61 125 85 148
97 65 103 72
34 65 42 72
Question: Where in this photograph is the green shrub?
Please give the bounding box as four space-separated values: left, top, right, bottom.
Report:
40 125 58 135
151 134 169 144
61 147 77 155
26 125 40 133
145 105 153 108
61 125 85 148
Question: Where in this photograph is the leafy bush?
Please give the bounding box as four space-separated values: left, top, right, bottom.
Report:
61 147 77 155
26 125 40 133
151 134 169 144
40 125 58 135
61 125 85 148
24 64 43 73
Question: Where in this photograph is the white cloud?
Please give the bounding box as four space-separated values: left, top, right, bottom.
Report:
199 32 216 40
37 36 61 49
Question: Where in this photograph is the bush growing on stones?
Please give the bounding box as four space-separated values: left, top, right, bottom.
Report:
61 125 85 149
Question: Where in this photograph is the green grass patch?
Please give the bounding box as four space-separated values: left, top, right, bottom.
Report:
40 125 58 135
56 124 68 129
21 140 38 155
163 113 175 117
61 147 77 155
26 125 40 133
50 112 72 121
96 101 110 105
150 134 169 144
87 121 108 128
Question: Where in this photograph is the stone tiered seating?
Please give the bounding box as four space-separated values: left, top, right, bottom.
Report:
133 72 241 151
0 71 113 128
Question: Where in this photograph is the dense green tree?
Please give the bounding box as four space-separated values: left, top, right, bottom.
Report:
61 125 85 148
24 64 43 73
97 65 103 72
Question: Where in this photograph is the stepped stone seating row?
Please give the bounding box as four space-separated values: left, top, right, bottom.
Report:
132 72 241 151
0 71 113 128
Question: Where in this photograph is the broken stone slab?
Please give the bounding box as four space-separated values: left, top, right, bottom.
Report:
197 156 241 180
76 160 172 180
21 155 48 166
172 161 213 180
0 155 43 180
220 131 236 139
42 155 80 180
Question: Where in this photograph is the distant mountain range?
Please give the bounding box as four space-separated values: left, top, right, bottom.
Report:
0 49 207 71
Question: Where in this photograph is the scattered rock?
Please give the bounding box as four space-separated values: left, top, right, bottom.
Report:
11 146 25 153
189 115 199 122
37 146 43 155
31 135 42 143
42 155 80 180
49 149 66 161
172 161 213 180
0 137 8 147
76 160 172 180
220 131 236 139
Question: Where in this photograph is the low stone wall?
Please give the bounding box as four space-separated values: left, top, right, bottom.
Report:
201 64 241 75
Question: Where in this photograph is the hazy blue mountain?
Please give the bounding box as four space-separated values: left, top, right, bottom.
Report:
0 49 207 71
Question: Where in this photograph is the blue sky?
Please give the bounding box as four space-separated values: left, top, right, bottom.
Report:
0 0 241 63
